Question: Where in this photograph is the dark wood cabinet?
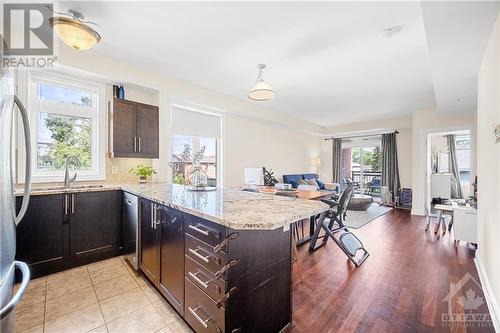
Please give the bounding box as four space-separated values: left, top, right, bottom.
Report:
16 191 122 279
109 98 159 158
139 198 161 285
16 194 67 277
70 191 122 266
159 206 185 314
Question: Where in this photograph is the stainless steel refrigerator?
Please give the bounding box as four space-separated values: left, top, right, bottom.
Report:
0 69 33 332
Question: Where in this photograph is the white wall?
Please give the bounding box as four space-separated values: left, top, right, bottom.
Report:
411 107 474 215
477 12 500 321
224 114 321 185
51 42 323 185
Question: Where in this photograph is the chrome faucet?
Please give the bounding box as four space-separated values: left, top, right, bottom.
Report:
64 156 80 188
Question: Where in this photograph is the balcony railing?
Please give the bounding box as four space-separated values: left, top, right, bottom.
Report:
351 171 382 190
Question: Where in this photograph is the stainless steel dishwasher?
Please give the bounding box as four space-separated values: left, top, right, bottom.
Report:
123 192 139 269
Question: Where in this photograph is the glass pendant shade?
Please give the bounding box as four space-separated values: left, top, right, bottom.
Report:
50 17 101 51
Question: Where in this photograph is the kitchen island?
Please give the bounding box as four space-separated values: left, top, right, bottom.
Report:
16 183 329 333
125 184 328 333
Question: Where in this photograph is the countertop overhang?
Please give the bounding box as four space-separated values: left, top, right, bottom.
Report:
16 183 329 230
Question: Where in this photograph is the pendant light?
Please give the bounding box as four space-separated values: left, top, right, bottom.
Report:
49 9 101 51
248 64 275 101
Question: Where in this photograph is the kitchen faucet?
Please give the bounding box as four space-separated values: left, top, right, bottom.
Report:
64 156 80 188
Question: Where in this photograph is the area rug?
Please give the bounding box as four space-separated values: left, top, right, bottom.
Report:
344 204 392 229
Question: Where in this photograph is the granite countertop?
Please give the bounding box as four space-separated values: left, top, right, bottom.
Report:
16 183 329 230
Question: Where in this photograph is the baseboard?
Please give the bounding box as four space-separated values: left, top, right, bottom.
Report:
474 253 500 331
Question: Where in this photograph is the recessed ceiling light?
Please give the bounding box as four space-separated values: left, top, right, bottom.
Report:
457 97 464 101
381 25 403 38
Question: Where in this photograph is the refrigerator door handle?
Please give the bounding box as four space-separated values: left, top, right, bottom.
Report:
14 96 31 225
0 261 30 319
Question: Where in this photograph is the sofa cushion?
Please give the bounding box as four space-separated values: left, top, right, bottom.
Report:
282 174 303 188
306 178 320 189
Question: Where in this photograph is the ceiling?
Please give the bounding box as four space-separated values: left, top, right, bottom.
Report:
60 1 499 127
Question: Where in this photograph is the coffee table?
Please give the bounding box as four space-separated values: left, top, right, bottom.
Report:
348 194 373 211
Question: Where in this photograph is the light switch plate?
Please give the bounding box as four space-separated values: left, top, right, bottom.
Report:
111 166 118 175
283 224 290 232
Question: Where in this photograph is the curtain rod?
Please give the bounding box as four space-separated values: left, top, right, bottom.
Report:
324 130 399 141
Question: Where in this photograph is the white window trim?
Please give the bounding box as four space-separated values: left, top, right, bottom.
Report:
17 70 106 183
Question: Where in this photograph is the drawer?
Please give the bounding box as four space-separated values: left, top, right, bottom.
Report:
185 255 227 301
185 278 225 333
185 234 231 276
186 215 228 249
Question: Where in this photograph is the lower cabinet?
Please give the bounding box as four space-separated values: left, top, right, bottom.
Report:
16 190 122 278
159 206 185 314
139 198 161 284
139 199 185 313
16 194 67 278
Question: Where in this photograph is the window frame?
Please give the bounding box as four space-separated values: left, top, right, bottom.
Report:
17 71 106 183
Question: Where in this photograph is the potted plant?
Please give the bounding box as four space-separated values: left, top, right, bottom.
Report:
129 164 156 183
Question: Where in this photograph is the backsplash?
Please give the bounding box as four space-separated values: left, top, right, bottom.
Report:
105 157 156 183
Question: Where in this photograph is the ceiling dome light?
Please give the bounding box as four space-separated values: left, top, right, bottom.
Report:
49 10 101 51
248 64 275 101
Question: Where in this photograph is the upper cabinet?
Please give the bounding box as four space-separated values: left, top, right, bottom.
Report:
109 98 159 158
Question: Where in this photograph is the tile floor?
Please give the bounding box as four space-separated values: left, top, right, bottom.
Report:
14 256 193 333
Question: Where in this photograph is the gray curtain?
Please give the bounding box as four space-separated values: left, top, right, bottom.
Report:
332 138 342 184
447 134 463 198
382 133 401 202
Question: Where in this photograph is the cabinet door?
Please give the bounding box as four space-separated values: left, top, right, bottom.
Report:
111 98 136 157
135 103 159 158
159 207 185 313
69 191 120 265
16 194 68 278
139 199 160 285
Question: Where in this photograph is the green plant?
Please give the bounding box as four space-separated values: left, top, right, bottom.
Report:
129 164 156 178
173 173 187 185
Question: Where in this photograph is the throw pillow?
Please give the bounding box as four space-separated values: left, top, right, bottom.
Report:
289 180 299 188
298 179 309 185
306 178 320 189
316 178 325 189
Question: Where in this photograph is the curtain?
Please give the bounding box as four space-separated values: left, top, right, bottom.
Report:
447 134 463 198
332 138 342 184
382 133 401 202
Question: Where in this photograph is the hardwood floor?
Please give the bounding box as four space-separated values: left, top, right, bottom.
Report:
290 209 493 333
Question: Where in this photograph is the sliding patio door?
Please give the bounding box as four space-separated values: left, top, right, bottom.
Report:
340 137 382 196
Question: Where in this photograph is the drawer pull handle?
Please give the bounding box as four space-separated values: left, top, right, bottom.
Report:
189 248 210 263
214 232 239 253
188 271 210 289
189 224 221 239
214 259 239 279
188 306 212 328
216 286 239 309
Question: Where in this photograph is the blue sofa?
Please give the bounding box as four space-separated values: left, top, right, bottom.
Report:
282 173 339 193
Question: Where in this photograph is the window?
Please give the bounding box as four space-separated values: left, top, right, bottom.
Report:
18 71 105 182
170 105 222 187
171 135 218 186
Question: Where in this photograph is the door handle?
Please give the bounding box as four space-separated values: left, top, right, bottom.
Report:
65 194 69 215
188 248 211 264
138 137 141 152
0 261 30 319
133 137 137 152
14 96 31 224
151 203 155 228
71 194 75 214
